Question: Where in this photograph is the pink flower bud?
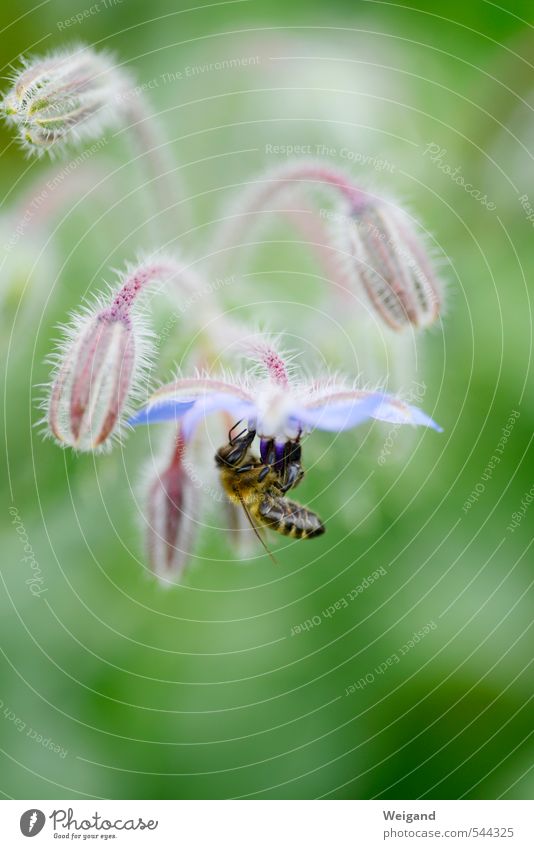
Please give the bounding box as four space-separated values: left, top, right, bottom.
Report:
345 199 442 331
47 308 136 451
144 430 200 585
2 46 129 155
45 257 179 451
208 160 443 333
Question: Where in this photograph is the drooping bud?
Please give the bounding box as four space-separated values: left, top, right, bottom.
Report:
144 429 200 586
45 257 179 451
2 46 129 155
343 198 442 331
209 160 443 332
47 308 136 451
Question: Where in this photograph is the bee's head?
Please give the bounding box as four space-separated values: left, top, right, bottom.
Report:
215 427 256 467
214 443 234 467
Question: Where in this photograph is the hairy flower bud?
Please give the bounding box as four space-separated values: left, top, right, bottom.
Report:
47 308 136 451
344 199 442 331
144 430 200 585
2 46 129 155
45 256 179 451
208 160 443 334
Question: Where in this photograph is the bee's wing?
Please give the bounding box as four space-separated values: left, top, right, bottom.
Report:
260 496 325 538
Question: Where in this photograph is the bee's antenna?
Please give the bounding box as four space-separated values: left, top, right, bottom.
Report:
229 420 246 444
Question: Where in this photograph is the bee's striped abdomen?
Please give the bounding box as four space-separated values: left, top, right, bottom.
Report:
259 496 325 539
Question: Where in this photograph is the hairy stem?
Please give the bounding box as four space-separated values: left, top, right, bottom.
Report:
124 94 187 238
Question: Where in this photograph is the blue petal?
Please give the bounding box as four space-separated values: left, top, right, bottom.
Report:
373 400 443 431
293 393 383 432
129 394 256 441
128 399 196 426
181 395 256 441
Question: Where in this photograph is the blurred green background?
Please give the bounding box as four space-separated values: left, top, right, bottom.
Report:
1 0 533 800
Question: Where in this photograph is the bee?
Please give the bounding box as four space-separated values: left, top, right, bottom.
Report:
215 422 325 546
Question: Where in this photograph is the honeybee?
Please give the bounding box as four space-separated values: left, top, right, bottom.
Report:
215 423 325 545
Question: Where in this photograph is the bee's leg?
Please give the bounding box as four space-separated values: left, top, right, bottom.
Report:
257 465 271 483
235 463 259 474
278 439 304 492
278 463 304 493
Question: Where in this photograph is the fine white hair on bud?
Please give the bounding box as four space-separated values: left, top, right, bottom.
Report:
2 45 130 156
143 428 201 586
43 255 179 452
342 198 443 331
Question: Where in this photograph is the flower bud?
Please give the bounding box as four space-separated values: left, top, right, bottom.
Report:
344 200 442 331
144 430 200 585
45 256 182 451
2 46 129 155
47 307 137 451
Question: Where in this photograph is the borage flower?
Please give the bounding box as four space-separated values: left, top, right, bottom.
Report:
130 342 441 577
129 344 442 449
129 373 441 448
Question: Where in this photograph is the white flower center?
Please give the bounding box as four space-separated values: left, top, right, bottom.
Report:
255 386 299 440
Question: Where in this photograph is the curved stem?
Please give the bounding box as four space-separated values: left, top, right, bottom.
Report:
110 255 238 366
207 160 370 275
124 94 187 238
108 259 182 320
